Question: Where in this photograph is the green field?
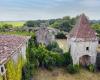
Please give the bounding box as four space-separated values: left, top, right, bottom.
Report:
0 31 34 36
0 21 25 27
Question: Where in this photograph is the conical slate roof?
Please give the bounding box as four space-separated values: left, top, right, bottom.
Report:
69 14 96 41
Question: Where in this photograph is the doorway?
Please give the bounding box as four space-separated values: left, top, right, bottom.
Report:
79 55 91 67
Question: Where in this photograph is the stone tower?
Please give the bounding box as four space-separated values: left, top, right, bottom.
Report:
68 14 98 66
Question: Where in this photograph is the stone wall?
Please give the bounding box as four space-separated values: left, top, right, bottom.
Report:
68 38 98 65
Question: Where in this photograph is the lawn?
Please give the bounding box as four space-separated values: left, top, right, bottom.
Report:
0 21 25 27
56 39 68 52
33 68 100 80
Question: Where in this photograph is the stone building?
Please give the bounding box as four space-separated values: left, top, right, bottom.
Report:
35 27 56 45
67 14 98 66
0 35 30 77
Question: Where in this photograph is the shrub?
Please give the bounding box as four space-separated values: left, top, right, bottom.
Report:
46 42 59 50
22 62 35 80
44 54 55 70
55 32 66 39
63 51 72 66
88 64 95 72
50 53 64 67
46 42 63 54
67 64 80 74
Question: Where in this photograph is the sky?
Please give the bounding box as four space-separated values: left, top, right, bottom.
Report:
0 0 100 21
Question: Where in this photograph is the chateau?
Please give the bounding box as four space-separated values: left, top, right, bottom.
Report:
68 14 98 66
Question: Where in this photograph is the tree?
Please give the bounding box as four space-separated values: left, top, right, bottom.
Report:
49 16 76 32
24 20 47 27
24 21 38 27
55 32 66 39
2 24 13 29
46 42 63 54
91 23 100 37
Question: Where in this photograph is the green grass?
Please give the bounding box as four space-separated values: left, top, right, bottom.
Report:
0 31 34 36
0 21 25 27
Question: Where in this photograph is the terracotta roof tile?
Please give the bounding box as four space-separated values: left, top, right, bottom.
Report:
69 14 97 41
0 35 29 64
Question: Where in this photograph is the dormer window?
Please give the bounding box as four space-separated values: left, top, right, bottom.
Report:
86 47 89 51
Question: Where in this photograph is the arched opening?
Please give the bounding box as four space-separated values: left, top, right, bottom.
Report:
79 55 91 67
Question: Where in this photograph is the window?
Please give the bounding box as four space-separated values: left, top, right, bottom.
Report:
86 47 89 51
1 67 4 73
99 40 100 44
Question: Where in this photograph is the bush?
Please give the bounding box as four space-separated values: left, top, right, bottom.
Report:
22 62 35 80
55 32 66 39
67 64 80 74
46 42 59 50
46 42 63 54
49 53 64 67
63 52 72 66
88 64 95 72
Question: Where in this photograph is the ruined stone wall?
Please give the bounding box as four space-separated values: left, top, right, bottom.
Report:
69 38 98 65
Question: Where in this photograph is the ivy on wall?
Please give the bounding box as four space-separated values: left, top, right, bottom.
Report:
5 54 24 80
0 75 3 80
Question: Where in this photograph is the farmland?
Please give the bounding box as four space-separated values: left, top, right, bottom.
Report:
0 21 25 27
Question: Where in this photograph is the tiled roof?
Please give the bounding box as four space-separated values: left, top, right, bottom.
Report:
69 14 97 41
0 35 29 64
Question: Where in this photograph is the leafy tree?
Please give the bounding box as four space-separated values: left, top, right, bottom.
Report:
22 35 73 79
46 42 63 54
2 24 13 29
24 21 39 27
49 16 76 32
24 20 47 27
63 51 72 66
22 62 35 80
55 32 66 39
92 23 100 37
0 24 13 32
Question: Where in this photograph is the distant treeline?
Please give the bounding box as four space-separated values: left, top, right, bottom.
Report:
0 16 100 34
24 16 76 32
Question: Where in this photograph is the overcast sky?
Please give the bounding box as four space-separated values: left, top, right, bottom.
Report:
0 0 100 21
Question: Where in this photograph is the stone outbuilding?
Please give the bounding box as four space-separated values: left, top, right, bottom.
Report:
0 35 30 78
35 27 56 46
68 14 98 66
